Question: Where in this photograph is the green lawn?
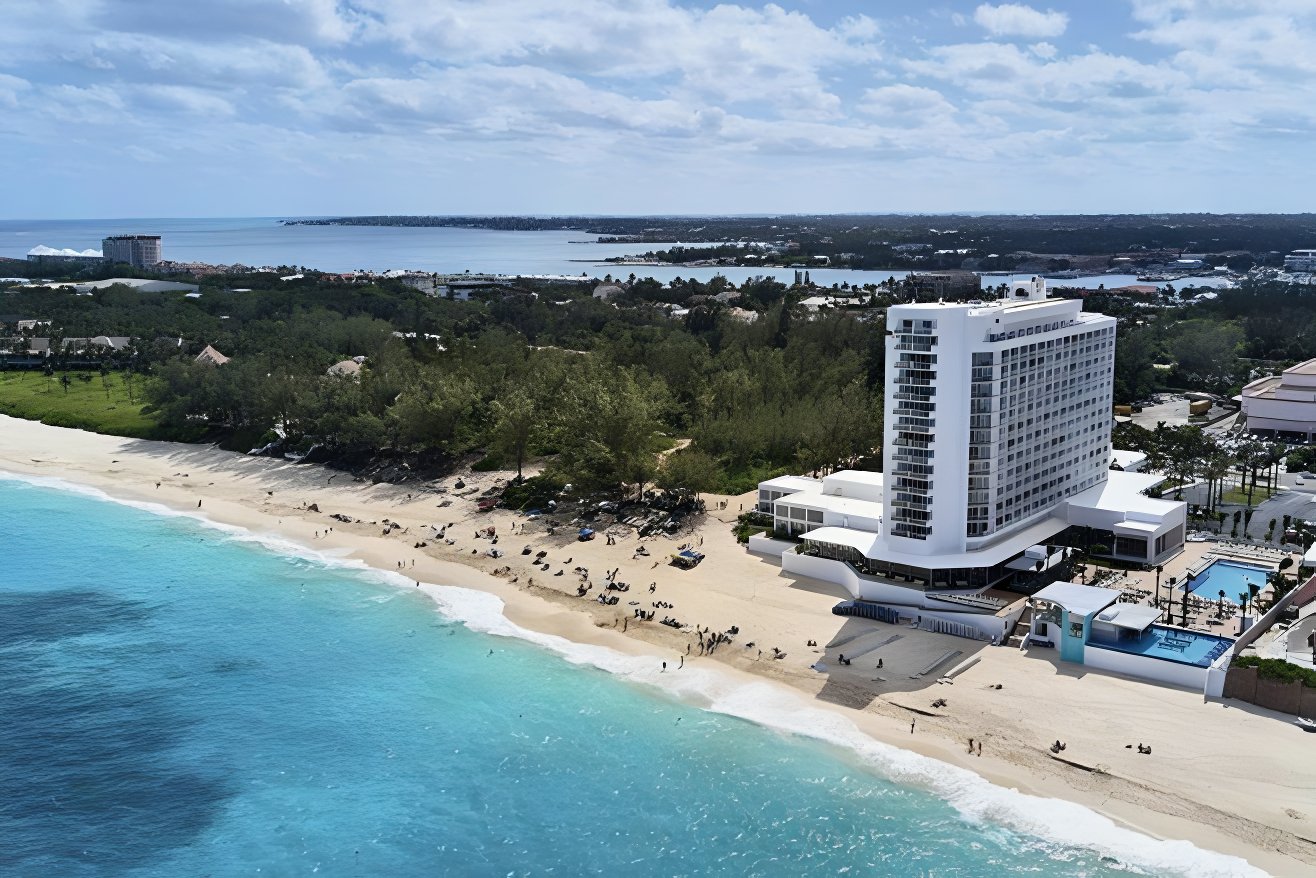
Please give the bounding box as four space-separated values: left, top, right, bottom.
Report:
1219 485 1280 506
0 371 162 438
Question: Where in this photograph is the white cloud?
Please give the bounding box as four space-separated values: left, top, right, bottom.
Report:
973 3 1068 38
0 73 30 108
2 0 1316 215
858 84 956 120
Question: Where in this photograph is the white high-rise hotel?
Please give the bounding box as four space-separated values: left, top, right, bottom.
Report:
755 279 1185 617
886 276 1114 551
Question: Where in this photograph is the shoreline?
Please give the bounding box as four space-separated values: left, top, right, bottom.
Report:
0 415 1307 876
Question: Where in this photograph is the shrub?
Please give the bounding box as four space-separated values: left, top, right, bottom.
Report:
500 473 567 510
471 452 504 472
732 511 773 543
1232 655 1316 688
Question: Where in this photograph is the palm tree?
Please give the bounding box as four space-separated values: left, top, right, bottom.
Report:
1238 441 1270 507
1200 452 1232 513
1217 589 1226 617
1154 564 1164 607
1181 573 1193 627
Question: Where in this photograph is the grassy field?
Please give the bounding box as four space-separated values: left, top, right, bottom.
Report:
1219 485 1281 506
0 370 162 438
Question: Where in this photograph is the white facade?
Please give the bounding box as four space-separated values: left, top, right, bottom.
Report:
1240 358 1316 440
884 277 1116 551
768 471 884 538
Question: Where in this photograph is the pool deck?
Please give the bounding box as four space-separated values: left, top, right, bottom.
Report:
1072 540 1293 638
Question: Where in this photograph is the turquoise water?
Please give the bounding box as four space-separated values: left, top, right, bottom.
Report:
1088 626 1234 667
1182 560 1270 599
0 475 1261 877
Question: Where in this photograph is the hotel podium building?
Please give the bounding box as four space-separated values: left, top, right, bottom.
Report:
754 279 1186 639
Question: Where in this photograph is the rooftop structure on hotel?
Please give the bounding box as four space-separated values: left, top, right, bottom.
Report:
1239 357 1316 441
752 278 1187 643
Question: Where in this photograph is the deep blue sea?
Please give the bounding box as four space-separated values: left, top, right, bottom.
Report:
0 216 1234 290
0 474 1261 877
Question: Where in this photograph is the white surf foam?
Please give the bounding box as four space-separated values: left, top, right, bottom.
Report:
0 469 1270 878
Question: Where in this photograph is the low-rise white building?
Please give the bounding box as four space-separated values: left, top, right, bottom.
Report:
1284 250 1316 273
1240 358 1316 441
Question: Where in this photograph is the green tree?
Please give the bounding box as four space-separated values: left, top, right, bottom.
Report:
490 383 542 480
655 448 721 494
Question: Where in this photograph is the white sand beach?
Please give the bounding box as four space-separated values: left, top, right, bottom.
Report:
1 414 1312 876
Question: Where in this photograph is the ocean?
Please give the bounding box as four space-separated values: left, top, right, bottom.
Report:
0 473 1261 877
0 216 1234 290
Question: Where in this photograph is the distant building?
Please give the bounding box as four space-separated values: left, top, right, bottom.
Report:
399 274 448 298
592 283 625 301
1284 250 1316 272
1240 357 1316 441
102 235 162 268
26 245 105 266
24 277 198 294
195 345 230 367
326 357 364 379
908 270 982 299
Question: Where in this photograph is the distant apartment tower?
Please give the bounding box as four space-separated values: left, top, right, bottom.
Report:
908 270 982 300
102 235 162 268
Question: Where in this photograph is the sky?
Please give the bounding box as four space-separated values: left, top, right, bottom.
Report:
3 0 1315 218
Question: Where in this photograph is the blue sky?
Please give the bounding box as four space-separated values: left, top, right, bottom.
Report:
3 1 1314 218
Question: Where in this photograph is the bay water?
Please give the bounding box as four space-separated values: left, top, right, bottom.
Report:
0 217 1232 290
0 473 1261 876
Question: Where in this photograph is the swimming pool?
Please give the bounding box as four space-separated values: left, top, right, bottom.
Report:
1088 625 1234 667
1180 559 1270 600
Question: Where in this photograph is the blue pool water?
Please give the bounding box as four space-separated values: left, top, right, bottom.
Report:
1181 559 1270 599
0 474 1261 877
1088 625 1234 667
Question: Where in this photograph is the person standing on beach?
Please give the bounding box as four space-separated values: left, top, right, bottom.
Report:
910 718 915 734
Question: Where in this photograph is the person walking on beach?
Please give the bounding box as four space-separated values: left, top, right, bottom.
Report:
910 718 915 734
976 741 983 757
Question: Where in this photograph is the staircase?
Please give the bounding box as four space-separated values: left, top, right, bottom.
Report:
1007 605 1033 648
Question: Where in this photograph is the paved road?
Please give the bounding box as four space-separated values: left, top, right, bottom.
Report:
1180 483 1316 539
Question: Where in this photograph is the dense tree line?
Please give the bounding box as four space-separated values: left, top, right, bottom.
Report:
1 275 884 494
